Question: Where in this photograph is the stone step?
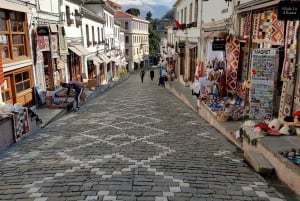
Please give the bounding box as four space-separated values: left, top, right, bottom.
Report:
244 150 274 175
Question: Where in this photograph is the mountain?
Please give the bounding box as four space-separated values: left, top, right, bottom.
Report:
118 3 171 19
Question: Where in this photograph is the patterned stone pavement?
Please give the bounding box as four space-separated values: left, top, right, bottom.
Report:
0 73 287 201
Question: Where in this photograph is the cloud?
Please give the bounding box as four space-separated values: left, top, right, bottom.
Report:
114 0 175 7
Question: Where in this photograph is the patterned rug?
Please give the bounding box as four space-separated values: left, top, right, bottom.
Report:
242 13 251 39
259 10 273 40
295 67 300 106
279 82 294 118
281 21 299 81
271 9 284 44
252 12 261 40
252 9 284 43
279 20 299 117
226 35 240 94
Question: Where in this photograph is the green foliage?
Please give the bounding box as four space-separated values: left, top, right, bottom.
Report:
148 22 160 56
125 8 140 17
119 67 128 76
145 11 153 22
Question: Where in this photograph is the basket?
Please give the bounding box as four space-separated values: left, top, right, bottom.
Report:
216 114 229 122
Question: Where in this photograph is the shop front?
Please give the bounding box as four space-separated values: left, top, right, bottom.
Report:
195 2 299 123
35 24 66 92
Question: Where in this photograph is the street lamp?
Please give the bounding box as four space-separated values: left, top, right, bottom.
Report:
74 10 82 27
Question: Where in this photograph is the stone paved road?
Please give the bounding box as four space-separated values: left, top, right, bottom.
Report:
0 73 287 201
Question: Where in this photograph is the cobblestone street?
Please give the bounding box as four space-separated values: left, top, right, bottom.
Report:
0 73 286 201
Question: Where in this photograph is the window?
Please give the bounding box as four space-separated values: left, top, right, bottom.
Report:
14 70 31 93
125 21 128 29
0 9 29 61
92 26 95 46
194 0 198 23
66 6 72 26
101 28 104 42
125 49 129 56
97 27 100 44
86 24 90 46
125 36 129 43
189 3 192 24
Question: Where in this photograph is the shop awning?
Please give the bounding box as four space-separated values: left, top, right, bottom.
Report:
235 0 280 13
68 45 90 56
99 53 110 63
68 46 84 56
75 45 90 56
49 24 58 33
93 56 103 64
111 57 121 65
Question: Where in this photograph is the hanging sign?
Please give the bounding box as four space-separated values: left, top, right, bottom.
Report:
178 42 185 48
212 39 226 51
278 1 300 20
249 48 278 120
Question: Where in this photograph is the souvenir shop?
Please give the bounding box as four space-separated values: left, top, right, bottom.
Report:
195 3 300 123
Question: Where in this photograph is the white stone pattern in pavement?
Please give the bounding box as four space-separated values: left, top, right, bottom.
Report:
0 85 285 201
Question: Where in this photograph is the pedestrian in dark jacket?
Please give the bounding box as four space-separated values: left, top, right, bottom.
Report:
140 70 145 83
62 80 84 111
150 70 154 81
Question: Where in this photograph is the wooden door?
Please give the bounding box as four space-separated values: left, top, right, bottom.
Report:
1 77 13 105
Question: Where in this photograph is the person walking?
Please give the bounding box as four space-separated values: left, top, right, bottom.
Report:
62 80 84 112
140 70 145 83
150 70 154 81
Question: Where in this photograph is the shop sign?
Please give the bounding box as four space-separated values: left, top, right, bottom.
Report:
278 1 300 20
212 39 226 51
37 26 49 36
249 48 278 120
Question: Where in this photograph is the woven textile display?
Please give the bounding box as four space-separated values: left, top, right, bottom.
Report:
279 21 299 118
259 10 273 40
295 67 300 106
242 13 251 39
281 20 299 81
252 12 261 40
226 35 240 94
251 9 284 44
279 82 294 118
271 9 284 44
10 108 30 141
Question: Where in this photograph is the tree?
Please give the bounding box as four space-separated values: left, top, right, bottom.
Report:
148 22 160 57
125 8 140 17
145 11 153 22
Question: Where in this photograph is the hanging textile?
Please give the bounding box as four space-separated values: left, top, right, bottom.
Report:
281 20 299 81
57 24 68 55
279 20 300 118
242 13 251 39
51 34 59 58
252 9 284 43
226 35 240 94
279 82 294 118
259 10 273 40
252 12 261 40
271 9 284 44
37 36 50 51
295 67 300 106
9 108 29 141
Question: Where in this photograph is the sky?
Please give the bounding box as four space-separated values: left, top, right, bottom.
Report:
114 0 176 8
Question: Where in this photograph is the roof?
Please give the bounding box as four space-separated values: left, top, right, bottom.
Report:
106 0 122 10
114 10 150 23
114 10 136 19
